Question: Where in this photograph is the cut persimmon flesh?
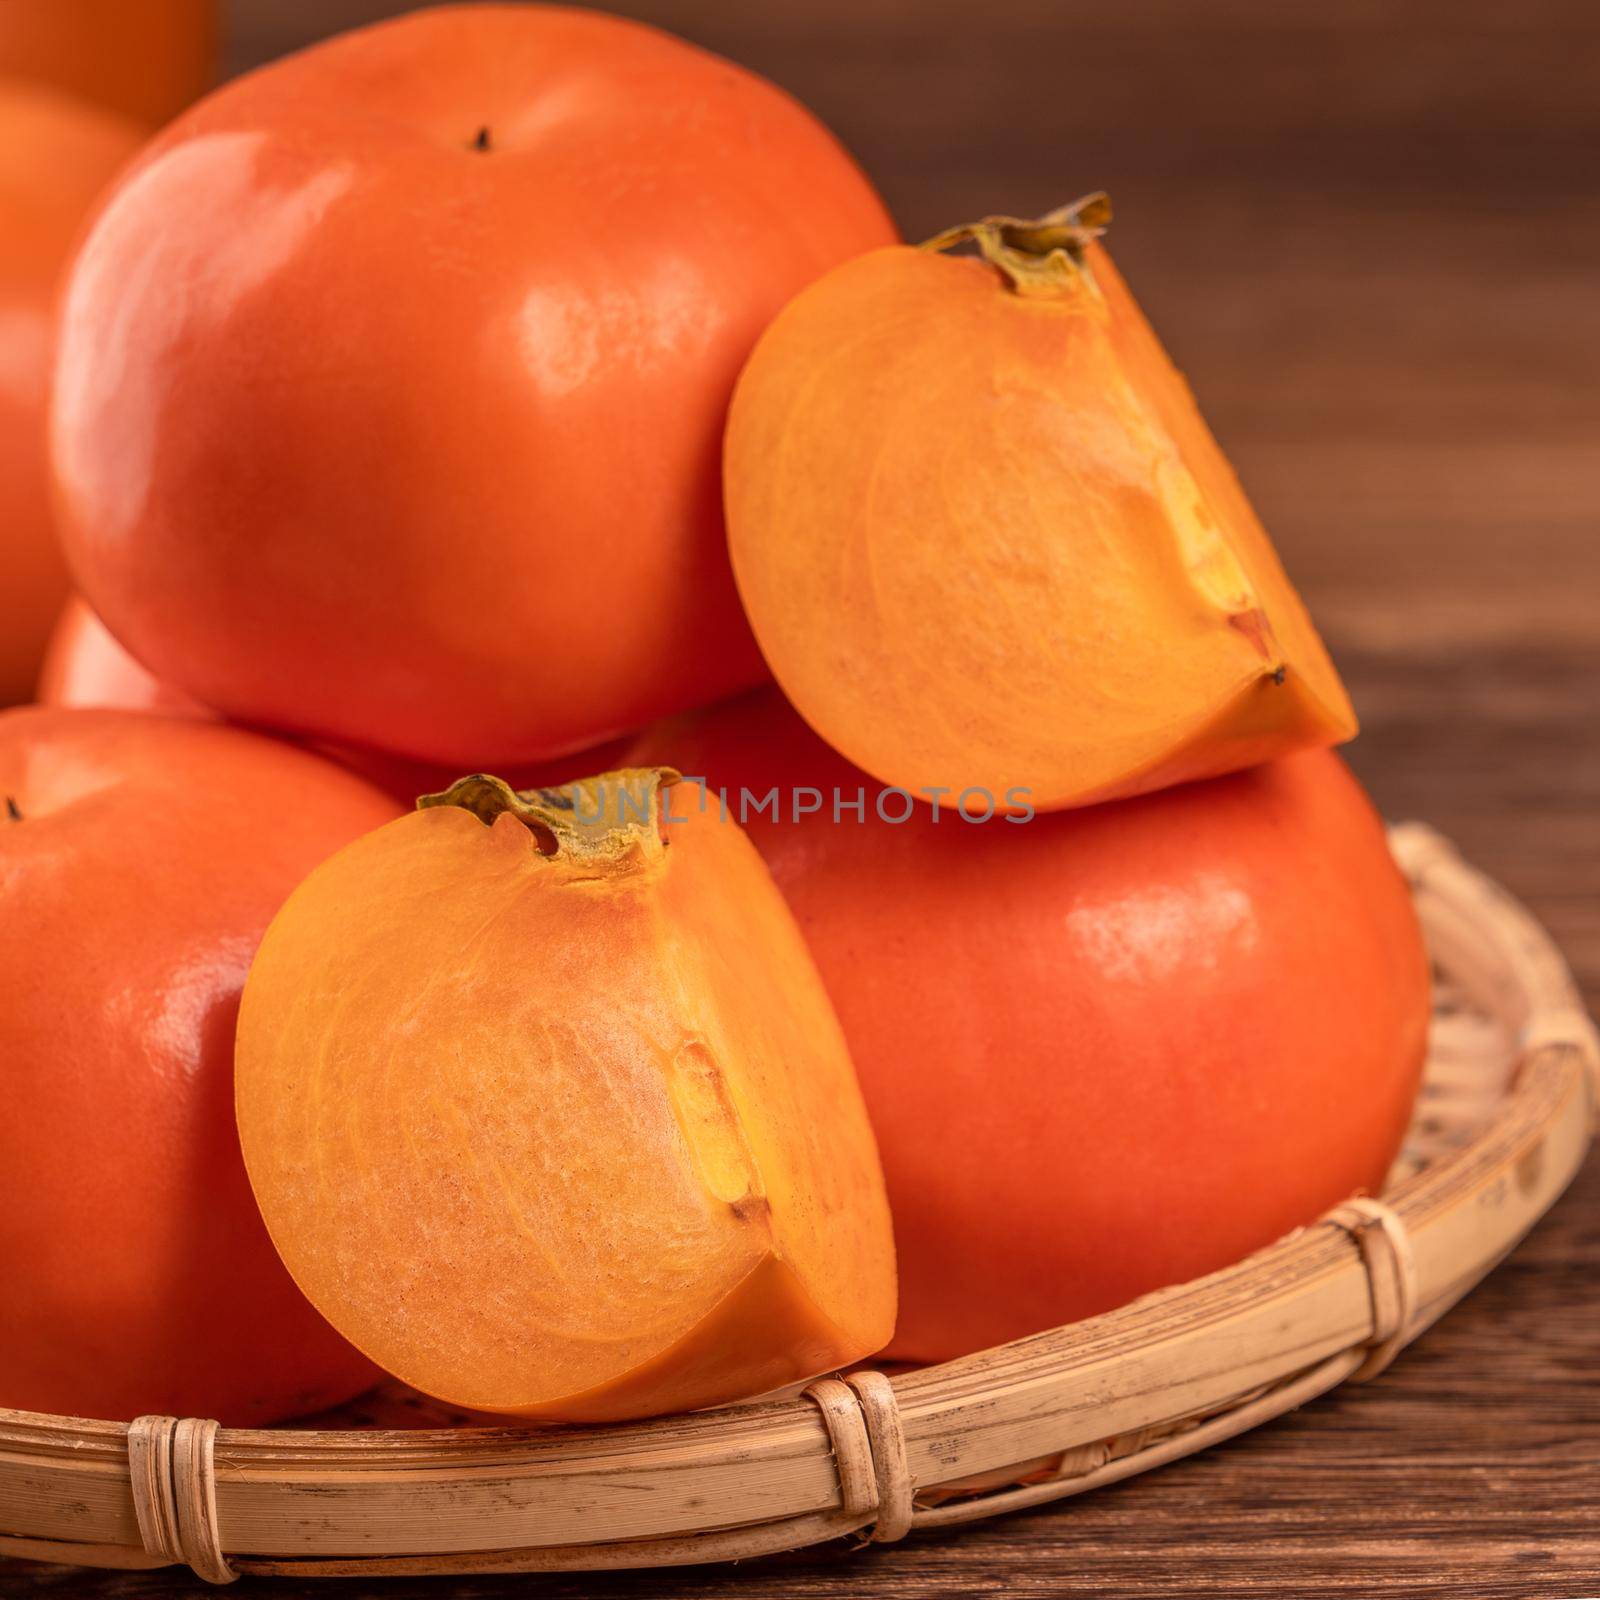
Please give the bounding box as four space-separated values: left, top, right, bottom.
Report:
725 195 1357 813
235 770 896 1421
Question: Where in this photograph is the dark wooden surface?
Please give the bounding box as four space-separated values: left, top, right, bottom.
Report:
7 2 1598 1596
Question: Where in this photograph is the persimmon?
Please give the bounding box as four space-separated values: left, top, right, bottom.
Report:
0 1 215 126
52 3 897 768
725 195 1358 814
0 709 397 1422
0 80 141 706
630 690 1432 1360
236 769 895 1421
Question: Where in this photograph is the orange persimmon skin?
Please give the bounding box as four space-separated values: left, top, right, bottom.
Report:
725 236 1357 813
0 81 141 706
52 4 897 767
0 1 215 127
236 773 895 1421
632 691 1432 1361
0 709 397 1422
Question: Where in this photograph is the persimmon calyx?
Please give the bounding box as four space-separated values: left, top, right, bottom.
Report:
921 191 1112 298
418 767 682 864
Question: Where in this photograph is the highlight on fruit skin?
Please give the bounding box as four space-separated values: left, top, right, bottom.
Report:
236 767 896 1422
724 193 1358 814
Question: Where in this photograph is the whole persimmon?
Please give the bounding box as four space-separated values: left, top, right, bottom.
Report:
0 80 141 706
725 197 1357 812
630 690 1431 1361
0 708 397 1422
0 1 215 126
237 770 896 1421
52 3 897 768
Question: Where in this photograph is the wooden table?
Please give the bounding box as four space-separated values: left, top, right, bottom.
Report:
7 2 1597 1595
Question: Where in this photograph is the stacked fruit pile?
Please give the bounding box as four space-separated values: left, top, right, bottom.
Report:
2 5 1430 1428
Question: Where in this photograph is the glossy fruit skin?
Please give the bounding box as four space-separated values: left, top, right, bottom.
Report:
0 80 141 706
0 708 396 1422
0 1 215 126
52 4 897 767
631 690 1432 1361
237 771 895 1421
724 230 1356 813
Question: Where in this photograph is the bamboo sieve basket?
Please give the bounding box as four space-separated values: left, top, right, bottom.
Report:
1 823 1594 1585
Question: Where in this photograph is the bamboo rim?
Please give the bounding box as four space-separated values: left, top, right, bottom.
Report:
0 822 1593 1583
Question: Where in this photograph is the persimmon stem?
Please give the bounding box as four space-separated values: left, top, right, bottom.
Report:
921 192 1111 298
419 768 681 865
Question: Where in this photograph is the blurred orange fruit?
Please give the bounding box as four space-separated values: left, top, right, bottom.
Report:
0 78 142 706
0 0 215 127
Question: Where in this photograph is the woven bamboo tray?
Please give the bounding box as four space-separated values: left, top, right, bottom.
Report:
1 823 1594 1585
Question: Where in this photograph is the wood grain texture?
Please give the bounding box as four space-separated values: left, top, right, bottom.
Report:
5 1 1596 1595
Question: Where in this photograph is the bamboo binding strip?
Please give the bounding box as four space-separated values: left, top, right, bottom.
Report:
0 823 1593 1583
804 1370 915 1544
126 1417 236 1585
1323 1199 1417 1381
